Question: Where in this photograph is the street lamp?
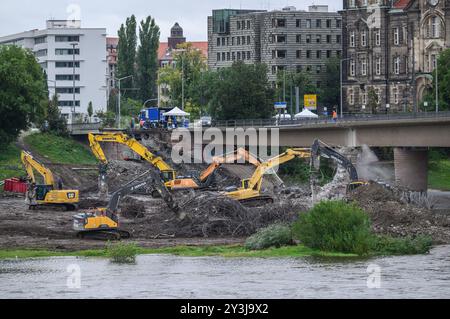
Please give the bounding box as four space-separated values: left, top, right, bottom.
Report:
340 58 351 119
435 59 439 113
174 48 187 110
143 98 158 109
116 75 133 129
70 43 79 124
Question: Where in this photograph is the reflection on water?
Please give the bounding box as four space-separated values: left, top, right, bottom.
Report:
1 246 450 299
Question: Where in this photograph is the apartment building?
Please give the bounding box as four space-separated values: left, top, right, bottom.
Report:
0 20 107 121
208 6 342 86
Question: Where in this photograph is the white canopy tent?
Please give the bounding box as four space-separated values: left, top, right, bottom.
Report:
163 107 190 117
294 108 319 119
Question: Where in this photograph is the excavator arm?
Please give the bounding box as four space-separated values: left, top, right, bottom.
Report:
311 140 359 181
21 151 56 187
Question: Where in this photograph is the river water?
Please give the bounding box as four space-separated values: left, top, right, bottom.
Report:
1 245 450 299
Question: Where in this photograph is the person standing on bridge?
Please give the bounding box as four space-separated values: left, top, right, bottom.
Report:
332 110 338 123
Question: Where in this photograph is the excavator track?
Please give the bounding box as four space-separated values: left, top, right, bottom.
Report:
77 229 131 241
30 204 77 212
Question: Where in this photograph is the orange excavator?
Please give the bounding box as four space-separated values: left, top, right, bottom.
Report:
88 132 260 193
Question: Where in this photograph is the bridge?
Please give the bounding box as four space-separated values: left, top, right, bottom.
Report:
68 123 101 135
181 112 450 193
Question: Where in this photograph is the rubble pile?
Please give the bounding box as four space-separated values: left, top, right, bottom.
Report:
348 183 450 244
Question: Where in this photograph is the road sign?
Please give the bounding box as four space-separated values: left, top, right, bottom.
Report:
304 95 317 110
274 102 287 110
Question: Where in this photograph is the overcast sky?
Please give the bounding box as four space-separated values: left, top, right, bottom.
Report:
0 0 342 41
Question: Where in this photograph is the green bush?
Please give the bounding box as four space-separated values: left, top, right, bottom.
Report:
106 242 138 264
370 235 433 256
245 224 293 251
292 201 372 255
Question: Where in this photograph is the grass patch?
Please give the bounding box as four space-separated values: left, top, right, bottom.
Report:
0 244 357 261
370 235 433 256
24 133 96 165
0 144 25 181
106 242 138 264
429 159 450 191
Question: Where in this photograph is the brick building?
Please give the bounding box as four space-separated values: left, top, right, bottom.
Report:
341 0 450 114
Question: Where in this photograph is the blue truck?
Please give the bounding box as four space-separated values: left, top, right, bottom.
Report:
139 107 172 129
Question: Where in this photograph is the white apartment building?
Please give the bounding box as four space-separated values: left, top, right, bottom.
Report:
0 20 107 122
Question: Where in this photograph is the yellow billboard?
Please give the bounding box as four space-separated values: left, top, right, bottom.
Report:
304 95 317 110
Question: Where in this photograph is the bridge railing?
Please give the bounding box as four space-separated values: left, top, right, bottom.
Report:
67 122 102 134
211 111 450 128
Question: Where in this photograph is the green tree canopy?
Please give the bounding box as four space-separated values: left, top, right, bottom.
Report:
208 62 274 120
421 48 450 111
275 70 317 113
137 16 160 102
0 45 47 149
117 15 137 98
321 57 340 110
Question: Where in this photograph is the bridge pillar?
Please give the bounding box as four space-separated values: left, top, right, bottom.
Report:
394 148 428 192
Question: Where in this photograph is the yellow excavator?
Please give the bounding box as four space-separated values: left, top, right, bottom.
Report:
21 151 79 211
88 132 260 192
73 169 179 240
224 148 312 206
224 139 367 206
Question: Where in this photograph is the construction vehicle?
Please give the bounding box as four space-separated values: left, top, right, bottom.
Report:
311 139 368 192
20 151 79 211
224 148 312 206
73 170 179 240
88 132 260 192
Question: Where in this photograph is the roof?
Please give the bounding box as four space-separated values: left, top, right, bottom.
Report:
158 41 208 61
393 0 411 9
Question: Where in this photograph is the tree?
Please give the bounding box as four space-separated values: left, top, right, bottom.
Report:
208 62 274 120
157 42 208 117
367 87 379 114
45 94 68 136
275 70 317 113
321 57 340 110
137 16 160 102
117 15 137 98
421 48 450 112
87 101 93 121
0 45 47 149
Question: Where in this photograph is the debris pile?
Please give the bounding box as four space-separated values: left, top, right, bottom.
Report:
348 183 450 244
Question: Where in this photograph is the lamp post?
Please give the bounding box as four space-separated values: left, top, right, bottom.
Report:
340 58 351 119
70 43 78 124
116 75 133 129
143 98 158 109
435 59 439 113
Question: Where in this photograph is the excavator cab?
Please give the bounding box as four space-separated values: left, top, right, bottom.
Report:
161 170 177 182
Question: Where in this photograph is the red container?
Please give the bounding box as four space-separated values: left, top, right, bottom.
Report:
3 178 27 194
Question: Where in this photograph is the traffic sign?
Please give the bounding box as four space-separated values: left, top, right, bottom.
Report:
274 102 287 110
304 95 317 110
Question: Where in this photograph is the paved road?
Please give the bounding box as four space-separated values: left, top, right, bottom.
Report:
429 190 450 211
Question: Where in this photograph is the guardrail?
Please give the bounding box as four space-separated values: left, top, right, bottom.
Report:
209 112 450 128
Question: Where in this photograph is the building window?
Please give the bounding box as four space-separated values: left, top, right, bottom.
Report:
58 101 80 107
56 48 80 55
316 35 321 43
336 20 341 28
237 37 241 45
55 35 80 42
56 87 80 94
336 35 341 43
296 19 301 28
316 19 322 28
276 35 286 43
56 74 80 81
306 19 311 29
327 50 331 58
222 52 226 61
306 35 311 44
306 50 311 59
326 19 332 28
227 52 231 61
55 61 80 68
393 87 399 104
247 36 251 44
316 65 322 74
394 28 400 45
376 57 382 75
361 58 367 76
296 50 302 59
350 31 355 47
232 52 236 61
361 30 367 47
34 36 47 44
326 35 331 43
242 36 246 45
349 89 354 105
247 51 251 60
247 20 251 29
222 38 226 46
316 50 321 59
273 50 286 59
276 19 286 28
237 52 241 60
296 35 302 43
350 60 355 76
405 56 409 75
394 56 400 74
237 21 241 30
34 49 47 57
217 53 220 61
348 0 356 8
375 30 381 46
